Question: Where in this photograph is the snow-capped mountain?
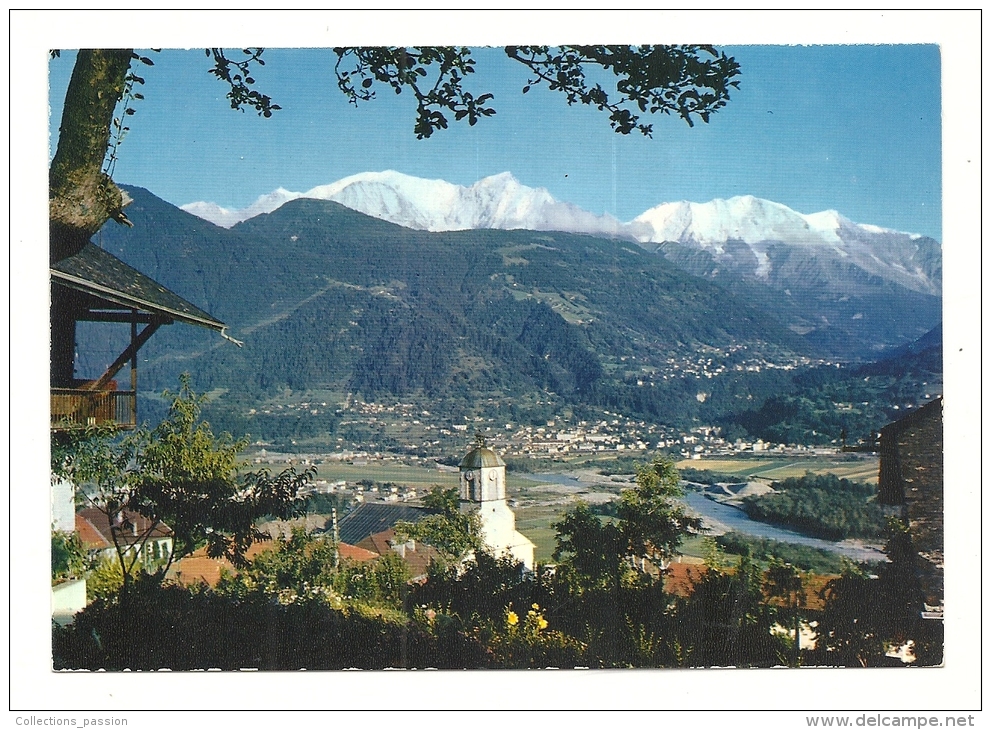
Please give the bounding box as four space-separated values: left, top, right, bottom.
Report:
181 187 301 229
181 171 940 299
632 195 940 297
182 170 627 238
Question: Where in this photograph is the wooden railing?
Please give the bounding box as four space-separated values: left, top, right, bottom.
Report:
51 388 137 430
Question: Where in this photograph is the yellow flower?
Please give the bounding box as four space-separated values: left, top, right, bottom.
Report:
507 611 519 626
532 603 540 610
537 617 548 630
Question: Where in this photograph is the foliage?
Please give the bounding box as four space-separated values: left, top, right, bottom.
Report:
810 562 887 667
104 51 157 179
678 467 744 485
52 496 942 670
593 457 644 476
339 551 411 608
53 375 313 597
305 491 352 516
505 45 741 136
714 531 847 574
764 559 806 665
51 422 129 487
218 528 410 610
553 457 702 592
204 48 281 116
409 552 673 668
731 357 942 446
553 502 629 592
394 486 482 564
669 554 788 667
811 519 941 667
334 47 494 140
484 602 586 668
51 531 87 584
334 45 739 140
411 551 540 623
620 458 704 566
741 472 886 541
85 556 127 603
53 580 491 670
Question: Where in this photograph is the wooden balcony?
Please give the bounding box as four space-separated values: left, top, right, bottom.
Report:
51 386 137 431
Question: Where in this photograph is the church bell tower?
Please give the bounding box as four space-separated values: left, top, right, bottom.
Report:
458 433 535 569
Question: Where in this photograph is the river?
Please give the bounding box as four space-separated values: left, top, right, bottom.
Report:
520 472 886 563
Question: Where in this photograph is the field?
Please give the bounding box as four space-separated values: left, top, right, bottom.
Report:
514 504 571 563
310 461 461 488
674 456 879 484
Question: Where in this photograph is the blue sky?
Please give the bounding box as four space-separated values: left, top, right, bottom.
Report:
49 44 942 239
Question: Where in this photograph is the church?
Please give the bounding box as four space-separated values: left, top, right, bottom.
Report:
458 434 535 570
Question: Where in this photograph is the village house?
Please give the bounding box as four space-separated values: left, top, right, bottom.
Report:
75 506 174 569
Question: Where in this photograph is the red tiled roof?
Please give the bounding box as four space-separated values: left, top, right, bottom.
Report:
663 562 709 598
169 541 276 588
358 528 442 578
75 507 172 550
75 513 112 551
662 562 833 612
357 530 394 556
339 542 378 563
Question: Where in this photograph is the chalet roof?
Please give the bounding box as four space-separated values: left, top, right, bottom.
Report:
51 242 227 333
335 502 433 546
75 512 112 552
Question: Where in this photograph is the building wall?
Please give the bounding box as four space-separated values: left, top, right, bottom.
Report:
52 579 87 626
460 465 506 503
877 398 943 611
51 479 75 533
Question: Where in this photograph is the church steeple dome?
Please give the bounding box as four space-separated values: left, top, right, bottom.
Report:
459 432 506 469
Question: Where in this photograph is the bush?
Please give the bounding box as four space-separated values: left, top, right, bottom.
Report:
53 581 491 670
714 532 846 574
483 603 586 669
51 531 87 584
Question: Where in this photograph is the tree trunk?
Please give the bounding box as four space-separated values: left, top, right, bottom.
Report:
49 49 132 263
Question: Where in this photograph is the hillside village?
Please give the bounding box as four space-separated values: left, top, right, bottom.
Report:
253 395 864 466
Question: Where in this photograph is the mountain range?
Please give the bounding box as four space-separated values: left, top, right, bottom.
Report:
75 183 941 444
182 170 941 298
183 172 940 358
